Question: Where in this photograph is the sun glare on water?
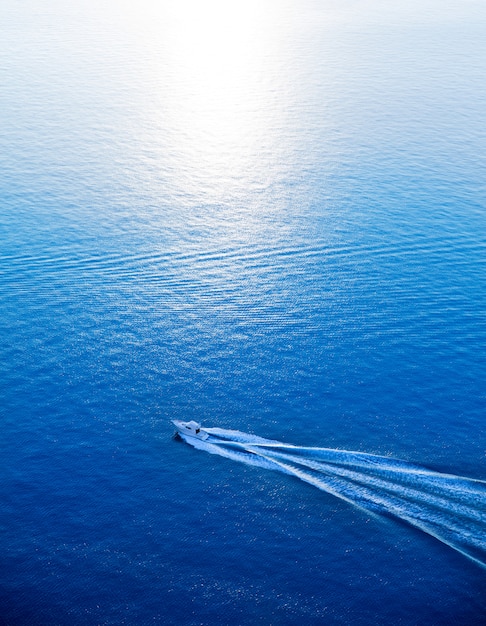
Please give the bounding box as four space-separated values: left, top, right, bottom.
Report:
150 0 292 204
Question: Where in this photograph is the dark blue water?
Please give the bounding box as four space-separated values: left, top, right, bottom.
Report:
1 1 485 623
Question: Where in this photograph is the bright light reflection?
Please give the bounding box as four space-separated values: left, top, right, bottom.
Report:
159 0 289 202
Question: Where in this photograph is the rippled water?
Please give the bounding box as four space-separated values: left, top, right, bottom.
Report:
1 0 486 624
178 426 486 569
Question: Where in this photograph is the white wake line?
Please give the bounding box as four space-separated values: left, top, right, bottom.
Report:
250 447 486 525
217 440 486 486
250 448 486 570
187 434 486 569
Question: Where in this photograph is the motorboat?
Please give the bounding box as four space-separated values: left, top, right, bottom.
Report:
172 420 209 440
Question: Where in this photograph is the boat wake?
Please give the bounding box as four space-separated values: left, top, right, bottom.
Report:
177 426 486 568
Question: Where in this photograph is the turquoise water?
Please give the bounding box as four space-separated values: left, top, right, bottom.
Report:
1 1 486 623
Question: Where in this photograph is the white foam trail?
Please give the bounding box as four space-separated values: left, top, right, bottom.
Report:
177 428 486 568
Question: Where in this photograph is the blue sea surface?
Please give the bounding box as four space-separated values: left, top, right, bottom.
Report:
1 0 486 624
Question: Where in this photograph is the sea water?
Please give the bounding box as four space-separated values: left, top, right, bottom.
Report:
1 1 485 624
178 427 486 570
